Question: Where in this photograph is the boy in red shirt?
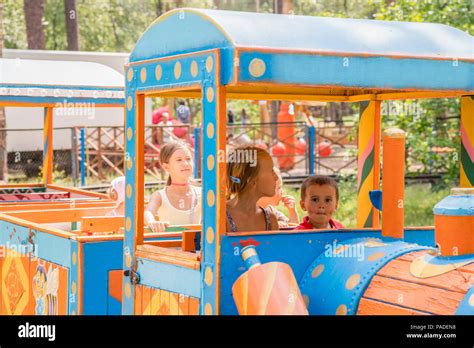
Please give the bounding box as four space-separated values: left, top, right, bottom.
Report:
295 175 344 230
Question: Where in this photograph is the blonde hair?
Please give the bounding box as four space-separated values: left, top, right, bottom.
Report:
226 145 272 199
159 140 192 185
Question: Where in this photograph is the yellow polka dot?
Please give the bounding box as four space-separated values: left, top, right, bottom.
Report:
140 67 147 83
249 58 266 78
345 274 360 290
190 60 198 77
302 294 310 307
204 267 213 286
207 190 215 207
125 217 132 232
72 281 77 294
204 303 213 315
127 96 133 110
206 123 214 139
127 69 133 82
72 251 77 266
71 310 76 315
174 61 182 79
468 294 474 306
365 240 386 248
155 65 162 81
206 87 214 103
125 283 131 299
206 56 213 73
127 157 133 170
126 184 132 198
336 304 347 315
127 127 133 141
126 254 132 268
206 227 215 244
311 264 324 279
207 155 215 171
367 252 385 262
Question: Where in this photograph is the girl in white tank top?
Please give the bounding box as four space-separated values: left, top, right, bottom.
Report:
155 185 201 224
145 141 201 232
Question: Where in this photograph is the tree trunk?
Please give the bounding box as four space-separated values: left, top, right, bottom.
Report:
64 0 80 51
24 0 45 49
0 1 7 182
282 0 292 14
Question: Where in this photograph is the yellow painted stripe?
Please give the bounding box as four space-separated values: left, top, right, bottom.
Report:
461 97 474 141
460 162 472 188
169 293 179 315
461 97 474 188
147 290 160 315
357 168 374 227
159 289 170 315
358 103 375 159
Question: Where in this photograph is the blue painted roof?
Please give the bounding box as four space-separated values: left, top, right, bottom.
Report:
131 8 474 61
129 9 473 91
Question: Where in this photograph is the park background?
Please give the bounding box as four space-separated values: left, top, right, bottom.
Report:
0 0 472 227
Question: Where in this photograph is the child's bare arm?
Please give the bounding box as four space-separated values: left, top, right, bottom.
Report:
281 195 300 224
145 191 169 232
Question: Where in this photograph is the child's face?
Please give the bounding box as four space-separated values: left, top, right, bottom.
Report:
163 148 193 181
255 156 277 198
300 184 338 227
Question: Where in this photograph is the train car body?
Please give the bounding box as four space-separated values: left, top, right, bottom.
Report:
122 9 474 316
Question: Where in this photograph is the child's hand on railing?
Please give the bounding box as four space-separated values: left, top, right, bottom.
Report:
147 220 170 233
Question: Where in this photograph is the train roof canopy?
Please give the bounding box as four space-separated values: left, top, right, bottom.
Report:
130 8 474 99
0 58 124 106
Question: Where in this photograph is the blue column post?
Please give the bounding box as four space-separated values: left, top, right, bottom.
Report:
193 126 200 179
309 125 315 175
80 128 86 186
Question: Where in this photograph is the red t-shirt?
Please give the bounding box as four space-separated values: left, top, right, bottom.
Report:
294 216 344 230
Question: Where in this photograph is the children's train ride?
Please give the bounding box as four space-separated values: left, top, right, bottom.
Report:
0 9 472 315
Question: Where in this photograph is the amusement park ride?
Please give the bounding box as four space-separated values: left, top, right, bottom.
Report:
0 9 472 316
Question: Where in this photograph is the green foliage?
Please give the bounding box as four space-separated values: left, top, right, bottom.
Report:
374 0 472 34
3 0 27 49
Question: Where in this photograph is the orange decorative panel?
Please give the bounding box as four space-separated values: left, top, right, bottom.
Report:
134 284 199 315
1 247 68 315
1 249 31 315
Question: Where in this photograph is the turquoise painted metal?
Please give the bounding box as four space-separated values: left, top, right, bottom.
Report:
456 286 474 315
129 9 474 91
434 189 474 216
299 238 431 315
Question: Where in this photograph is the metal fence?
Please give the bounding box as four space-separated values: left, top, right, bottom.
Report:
0 122 361 185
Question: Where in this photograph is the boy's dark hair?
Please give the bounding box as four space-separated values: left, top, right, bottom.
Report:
300 175 339 201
